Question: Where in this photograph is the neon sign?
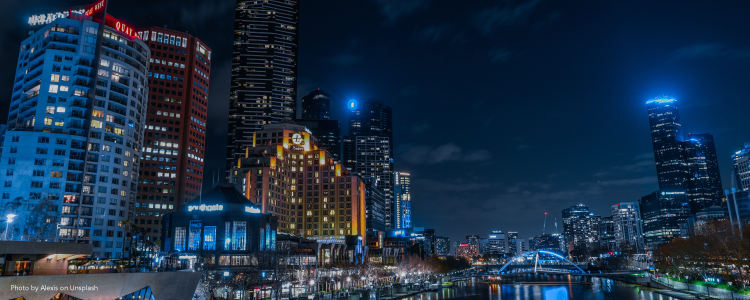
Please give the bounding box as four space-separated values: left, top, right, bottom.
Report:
245 206 260 213
188 204 223 212
28 9 86 26
84 0 106 17
105 15 140 40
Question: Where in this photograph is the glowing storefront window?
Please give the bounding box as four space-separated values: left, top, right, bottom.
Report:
188 221 201 251
203 226 216 250
174 227 186 251
232 221 246 251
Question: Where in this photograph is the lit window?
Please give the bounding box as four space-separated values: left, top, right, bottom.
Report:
49 85 59 93
51 74 60 82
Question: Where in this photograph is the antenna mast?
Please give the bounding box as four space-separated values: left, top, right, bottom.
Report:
542 212 547 234
554 213 558 234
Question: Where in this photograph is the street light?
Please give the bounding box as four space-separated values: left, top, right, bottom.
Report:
4 214 17 241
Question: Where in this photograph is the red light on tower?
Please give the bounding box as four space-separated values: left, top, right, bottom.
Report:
545 212 547 214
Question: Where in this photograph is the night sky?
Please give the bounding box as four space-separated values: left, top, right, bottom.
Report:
2 1 750 246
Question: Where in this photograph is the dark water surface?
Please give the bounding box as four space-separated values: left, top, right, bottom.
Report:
401 275 675 300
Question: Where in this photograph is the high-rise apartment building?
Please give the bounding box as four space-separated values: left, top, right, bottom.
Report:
299 89 330 120
506 231 519 255
343 99 394 229
0 15 149 259
611 202 643 251
435 236 450 256
561 204 600 254
394 172 411 229
731 144 750 191
487 230 506 254
296 90 341 163
646 97 723 213
598 216 615 251
134 27 211 242
363 177 386 234
685 133 724 210
227 119 366 239
227 0 300 172
639 191 688 250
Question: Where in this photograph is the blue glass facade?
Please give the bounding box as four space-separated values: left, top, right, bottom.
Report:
0 18 149 258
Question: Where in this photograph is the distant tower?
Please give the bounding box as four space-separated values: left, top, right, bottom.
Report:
343 99 395 229
300 89 330 120
394 172 412 229
685 133 724 209
647 97 689 193
296 89 341 162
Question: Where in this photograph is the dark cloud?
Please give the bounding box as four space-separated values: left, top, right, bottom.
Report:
374 0 430 24
399 143 491 164
671 43 750 63
413 24 451 43
488 48 512 63
473 0 544 34
410 123 429 134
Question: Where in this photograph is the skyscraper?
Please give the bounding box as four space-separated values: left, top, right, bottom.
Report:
611 202 643 251
646 97 723 213
647 97 689 193
394 171 411 229
134 26 211 242
299 89 330 120
296 89 341 163
227 0 299 172
363 177 386 234
435 236 450 256
343 99 394 229
731 143 750 191
0 15 149 258
685 133 724 210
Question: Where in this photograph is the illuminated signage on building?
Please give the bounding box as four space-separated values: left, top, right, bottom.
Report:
84 0 106 17
178 255 197 260
188 204 223 212
393 230 405 236
28 9 85 26
105 15 140 40
292 133 303 145
348 100 357 110
245 206 260 214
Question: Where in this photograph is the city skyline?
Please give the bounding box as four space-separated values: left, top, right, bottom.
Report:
0 0 749 247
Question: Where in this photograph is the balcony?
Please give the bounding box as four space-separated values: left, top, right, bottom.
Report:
74 79 89 87
75 69 91 77
71 100 86 108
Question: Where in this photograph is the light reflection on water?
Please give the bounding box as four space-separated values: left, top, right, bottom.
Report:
398 275 676 300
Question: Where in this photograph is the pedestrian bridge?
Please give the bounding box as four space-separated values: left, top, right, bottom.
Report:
495 250 585 274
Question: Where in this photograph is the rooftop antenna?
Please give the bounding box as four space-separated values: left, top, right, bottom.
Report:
542 212 547 234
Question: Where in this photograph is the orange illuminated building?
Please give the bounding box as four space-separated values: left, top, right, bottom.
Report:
228 118 366 239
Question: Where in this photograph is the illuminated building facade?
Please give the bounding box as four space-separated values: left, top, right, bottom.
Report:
226 0 300 172
732 144 750 191
611 202 643 251
647 97 689 193
455 243 477 260
639 191 688 250
647 97 723 214
0 15 149 259
394 171 411 229
487 230 506 254
435 236 450 256
598 216 615 251
343 99 394 229
227 119 366 240
363 177 386 234
685 133 724 211
561 204 600 254
161 183 277 266
134 26 211 242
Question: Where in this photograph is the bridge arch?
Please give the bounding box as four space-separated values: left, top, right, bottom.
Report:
497 250 584 273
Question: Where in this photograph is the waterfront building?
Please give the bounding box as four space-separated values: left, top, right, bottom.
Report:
506 231 519 255
134 26 211 243
394 171 412 229
161 183 277 265
515 238 528 255
562 204 600 254
226 0 299 172
694 206 727 233
639 191 689 250
455 243 477 260
435 236 450 256
226 119 366 239
487 230 506 254
598 216 615 251
363 177 386 234
529 233 561 252
343 99 394 229
0 15 149 259
611 202 643 251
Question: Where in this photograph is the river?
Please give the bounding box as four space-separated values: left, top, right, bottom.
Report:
399 274 676 300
